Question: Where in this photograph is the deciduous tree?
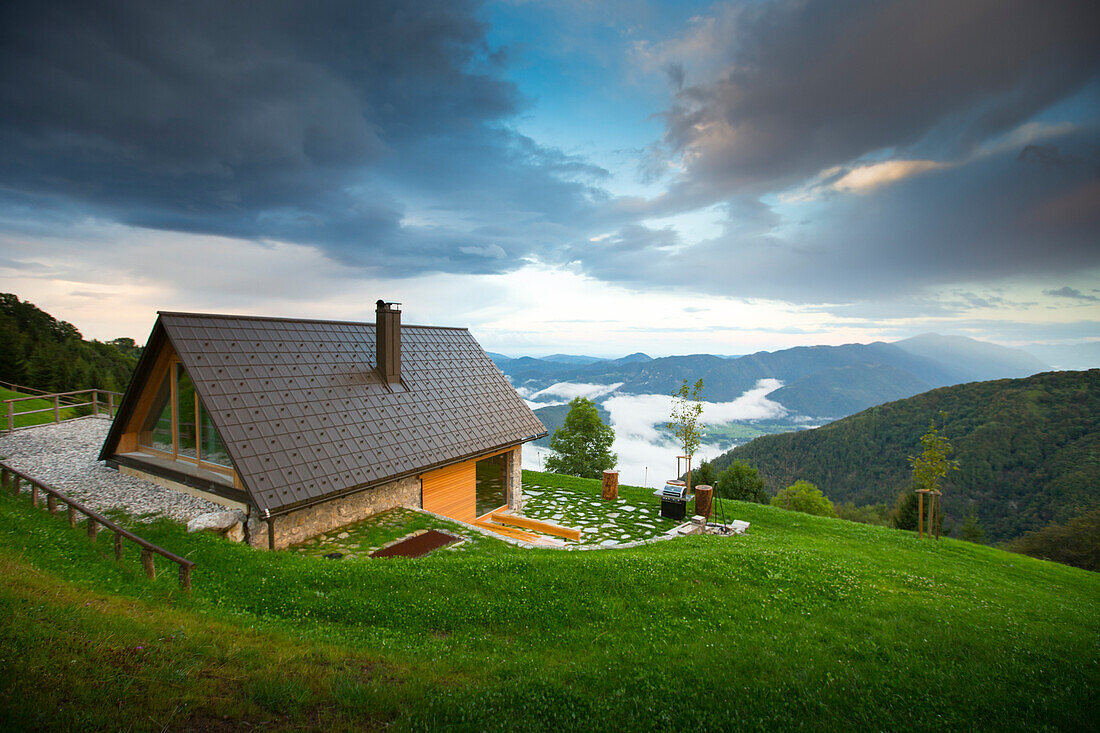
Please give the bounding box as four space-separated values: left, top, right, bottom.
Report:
908 415 959 495
667 378 704 489
716 461 769 503
545 397 617 479
771 480 837 517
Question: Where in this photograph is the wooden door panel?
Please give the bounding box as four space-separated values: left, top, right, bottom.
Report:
422 461 475 522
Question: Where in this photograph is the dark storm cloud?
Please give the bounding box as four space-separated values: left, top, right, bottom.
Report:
581 126 1100 303
0 0 600 274
572 0 1100 305
2 0 1098 305
651 0 1100 207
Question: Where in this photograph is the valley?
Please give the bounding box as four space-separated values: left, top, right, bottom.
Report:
498 334 1051 487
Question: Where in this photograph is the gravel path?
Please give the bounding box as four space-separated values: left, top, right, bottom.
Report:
0 418 223 523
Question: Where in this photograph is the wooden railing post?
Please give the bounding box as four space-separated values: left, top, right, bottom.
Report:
108 393 114 418
6 401 12 432
92 391 99 417
54 395 60 423
141 549 155 579
2 461 195 590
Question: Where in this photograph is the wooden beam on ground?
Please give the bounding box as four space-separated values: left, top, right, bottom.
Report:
489 512 581 541
472 520 540 543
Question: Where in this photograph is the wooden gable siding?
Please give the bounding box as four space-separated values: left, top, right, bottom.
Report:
117 336 175 453
421 460 476 523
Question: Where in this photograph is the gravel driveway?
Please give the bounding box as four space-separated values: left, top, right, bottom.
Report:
0 417 223 523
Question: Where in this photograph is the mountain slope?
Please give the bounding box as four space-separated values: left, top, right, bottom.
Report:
895 333 1048 383
765 362 932 417
497 335 1048 419
711 370 1100 542
542 354 607 365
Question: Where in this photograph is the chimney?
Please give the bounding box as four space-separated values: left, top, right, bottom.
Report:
375 299 401 384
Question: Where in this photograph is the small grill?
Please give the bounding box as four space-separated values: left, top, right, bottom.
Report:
654 480 691 520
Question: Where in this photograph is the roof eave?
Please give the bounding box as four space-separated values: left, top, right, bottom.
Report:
263 432 547 518
98 319 168 463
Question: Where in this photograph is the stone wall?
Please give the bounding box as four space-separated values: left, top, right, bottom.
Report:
505 445 524 511
247 475 421 550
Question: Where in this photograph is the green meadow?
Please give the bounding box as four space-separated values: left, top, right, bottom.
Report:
0 470 1096 731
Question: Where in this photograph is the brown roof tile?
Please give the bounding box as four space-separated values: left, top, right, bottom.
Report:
145 312 545 516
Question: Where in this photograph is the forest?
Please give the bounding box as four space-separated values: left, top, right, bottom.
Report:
0 293 139 394
711 369 1100 544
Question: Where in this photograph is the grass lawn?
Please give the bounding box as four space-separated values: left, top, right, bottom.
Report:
0 469 1097 730
291 507 503 559
0 387 88 429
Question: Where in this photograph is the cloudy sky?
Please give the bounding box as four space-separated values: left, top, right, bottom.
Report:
1 0 1098 360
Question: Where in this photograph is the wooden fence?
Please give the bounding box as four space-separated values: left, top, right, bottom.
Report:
0 461 194 589
0 380 124 433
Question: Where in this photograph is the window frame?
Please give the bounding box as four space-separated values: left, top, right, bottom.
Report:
137 358 234 476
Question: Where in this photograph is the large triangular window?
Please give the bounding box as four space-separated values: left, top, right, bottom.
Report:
139 361 231 470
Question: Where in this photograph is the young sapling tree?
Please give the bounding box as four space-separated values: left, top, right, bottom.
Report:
667 378 705 494
908 413 959 539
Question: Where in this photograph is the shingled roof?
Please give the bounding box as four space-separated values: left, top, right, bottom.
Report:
101 312 546 517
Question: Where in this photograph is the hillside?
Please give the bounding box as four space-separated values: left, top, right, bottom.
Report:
0 470 1097 729
0 293 139 393
497 334 1049 419
894 333 1048 383
764 362 931 417
711 370 1100 543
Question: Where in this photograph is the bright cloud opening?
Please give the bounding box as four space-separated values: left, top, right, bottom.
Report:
832 160 947 193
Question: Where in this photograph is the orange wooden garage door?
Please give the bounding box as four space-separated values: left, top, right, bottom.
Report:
421 460 476 523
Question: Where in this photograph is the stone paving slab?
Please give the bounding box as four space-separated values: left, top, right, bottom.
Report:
519 482 679 546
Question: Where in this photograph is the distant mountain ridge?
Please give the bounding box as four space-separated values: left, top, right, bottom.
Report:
894 334 1048 384
709 370 1100 543
494 334 1049 419
541 354 607 365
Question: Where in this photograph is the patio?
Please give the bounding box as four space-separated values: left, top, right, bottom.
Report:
290 474 687 558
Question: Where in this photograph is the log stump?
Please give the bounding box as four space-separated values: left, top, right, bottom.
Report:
601 470 619 500
695 485 713 520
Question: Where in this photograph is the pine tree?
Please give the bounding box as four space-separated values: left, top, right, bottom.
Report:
958 510 985 543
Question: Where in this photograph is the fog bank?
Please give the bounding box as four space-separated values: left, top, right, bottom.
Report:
523 379 789 487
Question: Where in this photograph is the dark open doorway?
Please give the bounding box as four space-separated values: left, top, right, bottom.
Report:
475 453 507 518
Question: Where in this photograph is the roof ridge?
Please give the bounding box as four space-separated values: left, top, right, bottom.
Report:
157 311 467 331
